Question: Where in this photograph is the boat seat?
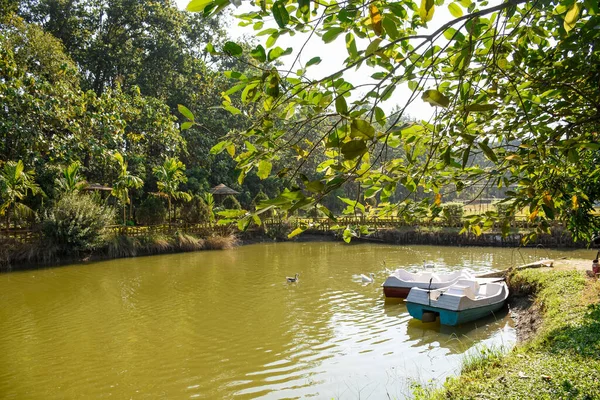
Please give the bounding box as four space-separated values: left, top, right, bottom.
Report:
445 279 480 300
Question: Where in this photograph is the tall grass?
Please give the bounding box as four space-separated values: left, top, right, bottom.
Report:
204 234 239 250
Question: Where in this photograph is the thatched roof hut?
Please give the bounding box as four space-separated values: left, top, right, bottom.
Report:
209 184 239 196
210 184 239 204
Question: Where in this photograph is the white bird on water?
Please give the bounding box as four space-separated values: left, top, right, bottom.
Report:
286 273 299 283
361 273 375 283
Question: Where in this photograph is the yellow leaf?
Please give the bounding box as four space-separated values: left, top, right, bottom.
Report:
564 2 580 33
369 4 383 36
419 0 435 22
226 144 236 157
572 195 579 210
434 193 442 206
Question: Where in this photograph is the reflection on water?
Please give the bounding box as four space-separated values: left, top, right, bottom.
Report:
0 243 586 399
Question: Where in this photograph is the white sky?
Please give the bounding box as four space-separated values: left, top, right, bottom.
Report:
174 0 463 121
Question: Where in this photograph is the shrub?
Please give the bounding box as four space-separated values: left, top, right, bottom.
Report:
222 195 242 210
136 196 166 225
41 193 115 253
181 195 211 224
441 202 464 226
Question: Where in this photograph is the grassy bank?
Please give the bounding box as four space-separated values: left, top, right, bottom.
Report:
415 269 600 399
0 232 239 271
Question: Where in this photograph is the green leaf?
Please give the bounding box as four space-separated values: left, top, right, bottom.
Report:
466 104 497 112
250 45 266 62
422 89 450 108
478 141 498 162
257 160 272 179
210 140 228 155
186 0 213 12
419 0 435 22
306 180 325 193
268 47 290 61
365 38 382 56
223 41 243 56
177 104 194 121
288 226 306 239
541 204 555 219
382 17 400 40
564 3 581 33
181 121 194 130
306 56 321 67
350 119 375 139
335 95 348 115
346 33 358 58
341 140 367 159
272 0 290 28
448 3 463 18
323 27 344 43
224 105 241 115
298 0 310 22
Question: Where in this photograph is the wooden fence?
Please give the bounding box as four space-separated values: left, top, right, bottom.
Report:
0 216 560 244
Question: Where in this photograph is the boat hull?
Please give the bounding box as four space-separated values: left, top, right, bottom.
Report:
382 286 411 298
406 301 506 326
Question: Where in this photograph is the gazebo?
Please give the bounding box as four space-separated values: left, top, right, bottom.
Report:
209 184 239 204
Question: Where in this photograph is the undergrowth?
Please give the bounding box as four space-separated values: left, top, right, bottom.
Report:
415 270 600 399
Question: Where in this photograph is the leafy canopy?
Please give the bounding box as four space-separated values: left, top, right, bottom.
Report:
187 0 600 241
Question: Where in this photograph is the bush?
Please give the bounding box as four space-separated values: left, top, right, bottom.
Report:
41 193 115 253
136 196 166 225
181 195 211 224
222 195 242 210
441 202 464 226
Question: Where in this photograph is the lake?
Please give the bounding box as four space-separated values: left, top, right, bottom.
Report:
0 242 588 399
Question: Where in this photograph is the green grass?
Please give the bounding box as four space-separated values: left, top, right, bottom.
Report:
415 270 600 399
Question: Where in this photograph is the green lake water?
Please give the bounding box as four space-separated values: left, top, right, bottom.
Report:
0 242 590 399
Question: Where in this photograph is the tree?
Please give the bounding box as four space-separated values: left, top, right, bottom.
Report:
153 157 192 223
111 153 144 225
0 160 44 228
188 0 600 242
55 162 86 194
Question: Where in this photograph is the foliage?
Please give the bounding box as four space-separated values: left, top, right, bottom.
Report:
153 157 192 222
136 196 167 226
189 0 600 242
0 160 44 228
111 152 144 225
55 162 86 194
441 202 464 226
181 195 212 224
41 193 115 253
422 270 600 399
222 194 242 210
204 192 215 223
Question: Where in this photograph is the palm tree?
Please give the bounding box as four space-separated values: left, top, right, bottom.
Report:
0 160 44 229
111 153 143 225
55 162 86 193
153 157 191 223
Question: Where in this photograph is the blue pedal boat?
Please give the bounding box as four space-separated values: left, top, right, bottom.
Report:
406 279 509 326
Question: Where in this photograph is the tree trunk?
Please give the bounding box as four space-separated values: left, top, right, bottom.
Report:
123 205 126 226
168 197 172 225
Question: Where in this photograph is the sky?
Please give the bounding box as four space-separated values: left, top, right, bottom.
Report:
174 0 462 121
